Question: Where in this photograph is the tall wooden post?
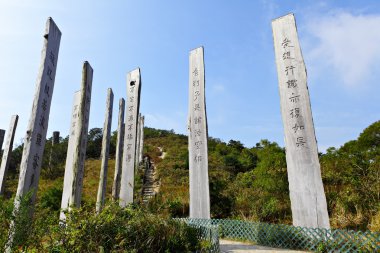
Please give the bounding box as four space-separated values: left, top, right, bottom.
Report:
188 47 210 219
52 131 60 144
48 131 60 169
60 62 93 221
272 13 330 228
0 115 19 195
119 68 141 207
112 98 125 200
96 88 114 213
7 18 61 250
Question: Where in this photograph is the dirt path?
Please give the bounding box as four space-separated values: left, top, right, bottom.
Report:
220 239 310 253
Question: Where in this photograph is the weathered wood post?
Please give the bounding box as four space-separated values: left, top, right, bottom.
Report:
138 115 144 164
272 13 330 228
119 68 141 207
48 131 60 169
0 130 5 151
6 18 61 250
188 47 210 219
96 88 114 214
0 115 19 195
52 131 60 144
60 62 93 221
112 98 125 200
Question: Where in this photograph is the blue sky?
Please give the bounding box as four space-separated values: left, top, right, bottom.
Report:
1 0 380 152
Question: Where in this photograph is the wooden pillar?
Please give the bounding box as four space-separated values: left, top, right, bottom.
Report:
112 98 125 200
0 115 19 195
272 13 330 228
119 68 141 207
188 47 210 219
7 17 61 250
96 88 114 213
52 131 60 144
60 62 93 221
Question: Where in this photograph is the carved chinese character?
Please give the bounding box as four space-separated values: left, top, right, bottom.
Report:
129 86 135 93
289 93 300 103
129 96 134 103
195 141 202 149
44 83 50 97
290 108 300 118
36 133 42 146
194 104 201 111
282 51 293 60
41 98 47 111
127 154 132 162
47 66 53 80
128 115 133 122
194 116 202 124
193 80 199 87
194 155 202 162
39 115 45 129
49 51 55 67
194 91 200 101
128 106 134 112
32 154 40 170
292 123 305 133
193 68 198 76
287 79 297 88
296 137 306 147
194 129 201 137
127 144 132 150
282 38 293 49
126 134 133 140
285 66 295 76
128 124 133 130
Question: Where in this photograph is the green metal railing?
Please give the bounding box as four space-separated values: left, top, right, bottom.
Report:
176 218 380 252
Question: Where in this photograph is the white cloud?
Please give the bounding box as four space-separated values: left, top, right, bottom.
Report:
304 12 380 87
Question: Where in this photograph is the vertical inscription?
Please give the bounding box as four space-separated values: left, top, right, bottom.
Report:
60 62 93 221
188 47 210 219
13 17 61 209
272 14 330 228
7 18 61 250
119 68 141 207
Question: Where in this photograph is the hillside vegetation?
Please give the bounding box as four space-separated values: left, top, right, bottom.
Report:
1 122 379 232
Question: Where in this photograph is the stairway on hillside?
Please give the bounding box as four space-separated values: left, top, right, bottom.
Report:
141 156 160 203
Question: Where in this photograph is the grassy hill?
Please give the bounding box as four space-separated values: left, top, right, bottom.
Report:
1 122 379 232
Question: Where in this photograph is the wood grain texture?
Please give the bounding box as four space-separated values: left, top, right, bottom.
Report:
14 17 61 209
0 115 18 194
112 98 125 200
119 68 141 207
96 88 114 213
272 13 330 228
60 62 93 221
188 47 210 219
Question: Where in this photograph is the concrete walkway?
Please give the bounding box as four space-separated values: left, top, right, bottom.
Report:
220 239 310 253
